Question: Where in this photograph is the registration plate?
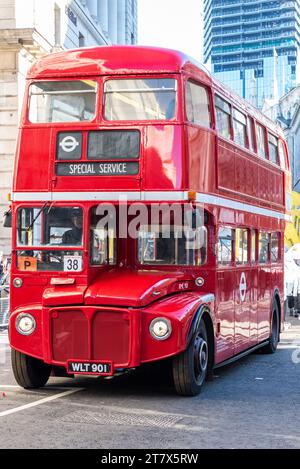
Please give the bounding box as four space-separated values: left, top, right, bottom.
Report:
67 361 113 376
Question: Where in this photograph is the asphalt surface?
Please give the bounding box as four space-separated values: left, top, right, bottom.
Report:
0 320 300 449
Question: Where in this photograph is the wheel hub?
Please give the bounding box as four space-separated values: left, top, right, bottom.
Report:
194 335 208 381
199 340 208 371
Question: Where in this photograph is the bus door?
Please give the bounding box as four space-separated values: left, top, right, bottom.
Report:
234 229 253 353
235 267 252 353
216 228 235 362
257 232 272 341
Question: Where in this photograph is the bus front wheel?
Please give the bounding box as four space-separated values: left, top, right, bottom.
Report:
172 318 208 396
11 349 51 389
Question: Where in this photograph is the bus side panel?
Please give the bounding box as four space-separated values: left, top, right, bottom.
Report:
216 137 236 194
186 126 216 193
249 266 259 346
257 265 272 341
143 125 185 190
215 269 235 363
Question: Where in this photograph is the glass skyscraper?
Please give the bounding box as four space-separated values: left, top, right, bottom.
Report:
204 0 300 108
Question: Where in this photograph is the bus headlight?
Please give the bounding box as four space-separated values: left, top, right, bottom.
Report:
13 278 23 288
16 314 36 336
149 318 172 341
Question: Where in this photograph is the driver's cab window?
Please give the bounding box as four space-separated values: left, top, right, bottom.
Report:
17 206 83 247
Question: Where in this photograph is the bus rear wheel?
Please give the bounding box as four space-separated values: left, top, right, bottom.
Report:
11 349 51 389
261 301 280 354
172 318 208 396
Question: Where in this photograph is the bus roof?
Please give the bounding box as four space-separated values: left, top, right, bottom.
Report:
27 45 208 79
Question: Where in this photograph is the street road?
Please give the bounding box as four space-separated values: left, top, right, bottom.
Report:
0 321 300 449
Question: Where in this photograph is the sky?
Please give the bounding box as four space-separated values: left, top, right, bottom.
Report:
137 0 204 62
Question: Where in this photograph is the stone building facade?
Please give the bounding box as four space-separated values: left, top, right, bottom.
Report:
0 0 138 255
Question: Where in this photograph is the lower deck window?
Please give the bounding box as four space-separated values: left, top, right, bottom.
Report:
235 229 248 265
259 232 270 264
271 233 280 262
90 208 117 266
218 228 234 265
138 226 207 266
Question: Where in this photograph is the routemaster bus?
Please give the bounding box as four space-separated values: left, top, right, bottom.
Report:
5 46 291 396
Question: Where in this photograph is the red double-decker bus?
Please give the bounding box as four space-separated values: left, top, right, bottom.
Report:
6 46 291 396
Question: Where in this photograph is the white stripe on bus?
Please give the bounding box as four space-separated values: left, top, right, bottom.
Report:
11 191 290 221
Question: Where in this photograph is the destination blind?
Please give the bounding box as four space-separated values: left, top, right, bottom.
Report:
56 162 139 176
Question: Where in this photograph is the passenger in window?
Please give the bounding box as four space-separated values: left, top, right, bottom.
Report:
62 209 83 246
156 235 175 264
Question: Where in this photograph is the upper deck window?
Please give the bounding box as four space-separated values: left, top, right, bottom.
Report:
233 109 247 148
186 81 211 127
215 96 231 140
278 140 287 170
268 133 279 165
247 117 255 152
29 80 97 123
256 123 267 159
104 78 177 121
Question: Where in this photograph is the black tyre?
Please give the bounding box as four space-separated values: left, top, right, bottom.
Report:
172 318 209 396
261 301 280 354
11 349 51 389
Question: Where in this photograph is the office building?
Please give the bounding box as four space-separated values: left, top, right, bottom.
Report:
204 0 300 108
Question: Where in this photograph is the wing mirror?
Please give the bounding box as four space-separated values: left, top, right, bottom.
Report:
2 209 12 228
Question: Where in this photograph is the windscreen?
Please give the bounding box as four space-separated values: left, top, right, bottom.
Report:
17 206 83 247
16 206 84 273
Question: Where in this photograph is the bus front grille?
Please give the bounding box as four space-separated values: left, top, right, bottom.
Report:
51 309 130 366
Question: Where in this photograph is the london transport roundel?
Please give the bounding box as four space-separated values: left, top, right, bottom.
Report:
60 135 80 153
239 272 247 303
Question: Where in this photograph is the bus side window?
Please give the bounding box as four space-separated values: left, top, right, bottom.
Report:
235 228 249 265
214 96 231 140
186 81 211 128
247 117 255 153
251 230 257 263
259 232 270 264
233 109 247 148
278 140 287 170
268 133 279 165
256 123 267 159
271 233 280 263
218 228 234 265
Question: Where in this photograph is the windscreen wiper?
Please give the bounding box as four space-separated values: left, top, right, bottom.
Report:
26 202 51 233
